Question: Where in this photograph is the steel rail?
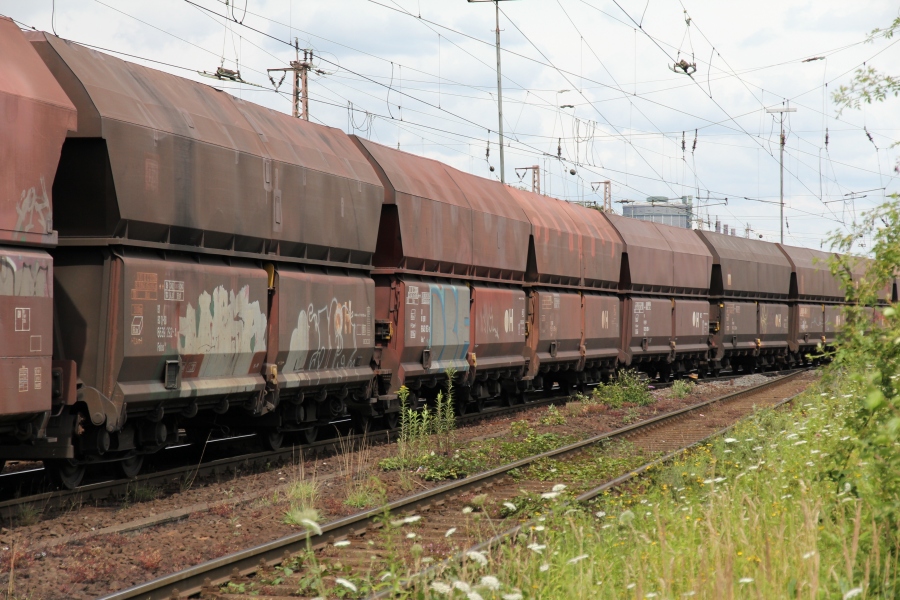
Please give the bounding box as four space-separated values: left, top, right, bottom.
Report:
100 369 809 600
370 383 810 599
0 368 777 519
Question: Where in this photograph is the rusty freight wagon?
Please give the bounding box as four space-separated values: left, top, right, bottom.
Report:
508 190 621 395
15 33 385 486
0 18 76 469
696 231 792 373
352 137 532 411
603 214 713 378
775 244 843 362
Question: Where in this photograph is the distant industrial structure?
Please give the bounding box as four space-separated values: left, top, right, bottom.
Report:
621 196 693 229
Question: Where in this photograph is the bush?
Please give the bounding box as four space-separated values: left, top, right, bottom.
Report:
670 379 694 399
591 370 653 408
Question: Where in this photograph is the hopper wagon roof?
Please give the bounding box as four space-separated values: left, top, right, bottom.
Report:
0 19 76 246
352 137 531 280
603 213 712 295
776 243 843 301
695 230 791 299
30 33 382 266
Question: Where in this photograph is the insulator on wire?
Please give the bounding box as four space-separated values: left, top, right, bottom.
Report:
682 131 686 152
692 129 698 153
825 127 829 149
557 138 562 159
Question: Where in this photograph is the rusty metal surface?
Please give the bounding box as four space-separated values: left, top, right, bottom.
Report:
524 291 581 375
759 303 789 348
604 215 711 295
655 224 713 294
604 214 672 291
794 303 824 348
582 294 619 362
0 20 75 248
0 249 53 418
273 269 375 390
355 138 529 279
470 286 526 372
623 297 672 363
54 250 268 416
505 189 581 285
673 300 709 355
378 278 470 390
716 302 757 356
695 231 791 298
354 138 472 272
33 35 382 264
777 244 842 300
561 203 622 289
442 171 530 277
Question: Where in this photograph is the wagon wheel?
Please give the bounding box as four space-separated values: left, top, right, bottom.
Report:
302 426 318 445
45 459 86 490
382 412 399 431
118 454 144 479
261 431 284 451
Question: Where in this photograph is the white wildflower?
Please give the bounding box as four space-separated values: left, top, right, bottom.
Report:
406 533 417 539
535 525 545 532
567 554 589 564
527 543 546 554
445 527 457 537
479 576 500 591
738 578 753 584
462 507 474 514
391 515 422 526
552 483 567 492
646 594 658 598
503 502 517 512
452 581 472 593
502 593 523 600
468 592 484 600
626 583 636 589
539 564 550 572
843 588 863 599
334 540 350 548
724 438 737 443
803 551 816 559
467 551 488 566
430 582 452 595
541 492 560 499
595 511 606 518
794 440 808 446
335 578 358 592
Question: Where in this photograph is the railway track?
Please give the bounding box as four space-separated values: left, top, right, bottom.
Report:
0 368 785 521
100 368 814 600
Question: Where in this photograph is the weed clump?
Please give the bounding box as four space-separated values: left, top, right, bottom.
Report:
670 379 695 399
591 370 653 408
539 404 566 426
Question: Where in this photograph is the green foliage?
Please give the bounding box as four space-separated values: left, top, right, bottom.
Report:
539 404 567 426
379 371 458 472
826 199 900 538
832 18 900 119
447 387 899 598
670 379 694 399
591 370 653 408
510 419 534 438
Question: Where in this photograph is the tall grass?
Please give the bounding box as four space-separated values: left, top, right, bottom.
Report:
388 369 459 470
415 379 898 599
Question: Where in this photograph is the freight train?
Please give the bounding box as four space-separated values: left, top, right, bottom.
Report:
0 20 894 488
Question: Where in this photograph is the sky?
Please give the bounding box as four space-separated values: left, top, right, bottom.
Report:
3 0 900 251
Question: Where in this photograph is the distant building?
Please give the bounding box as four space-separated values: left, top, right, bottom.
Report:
622 196 693 229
